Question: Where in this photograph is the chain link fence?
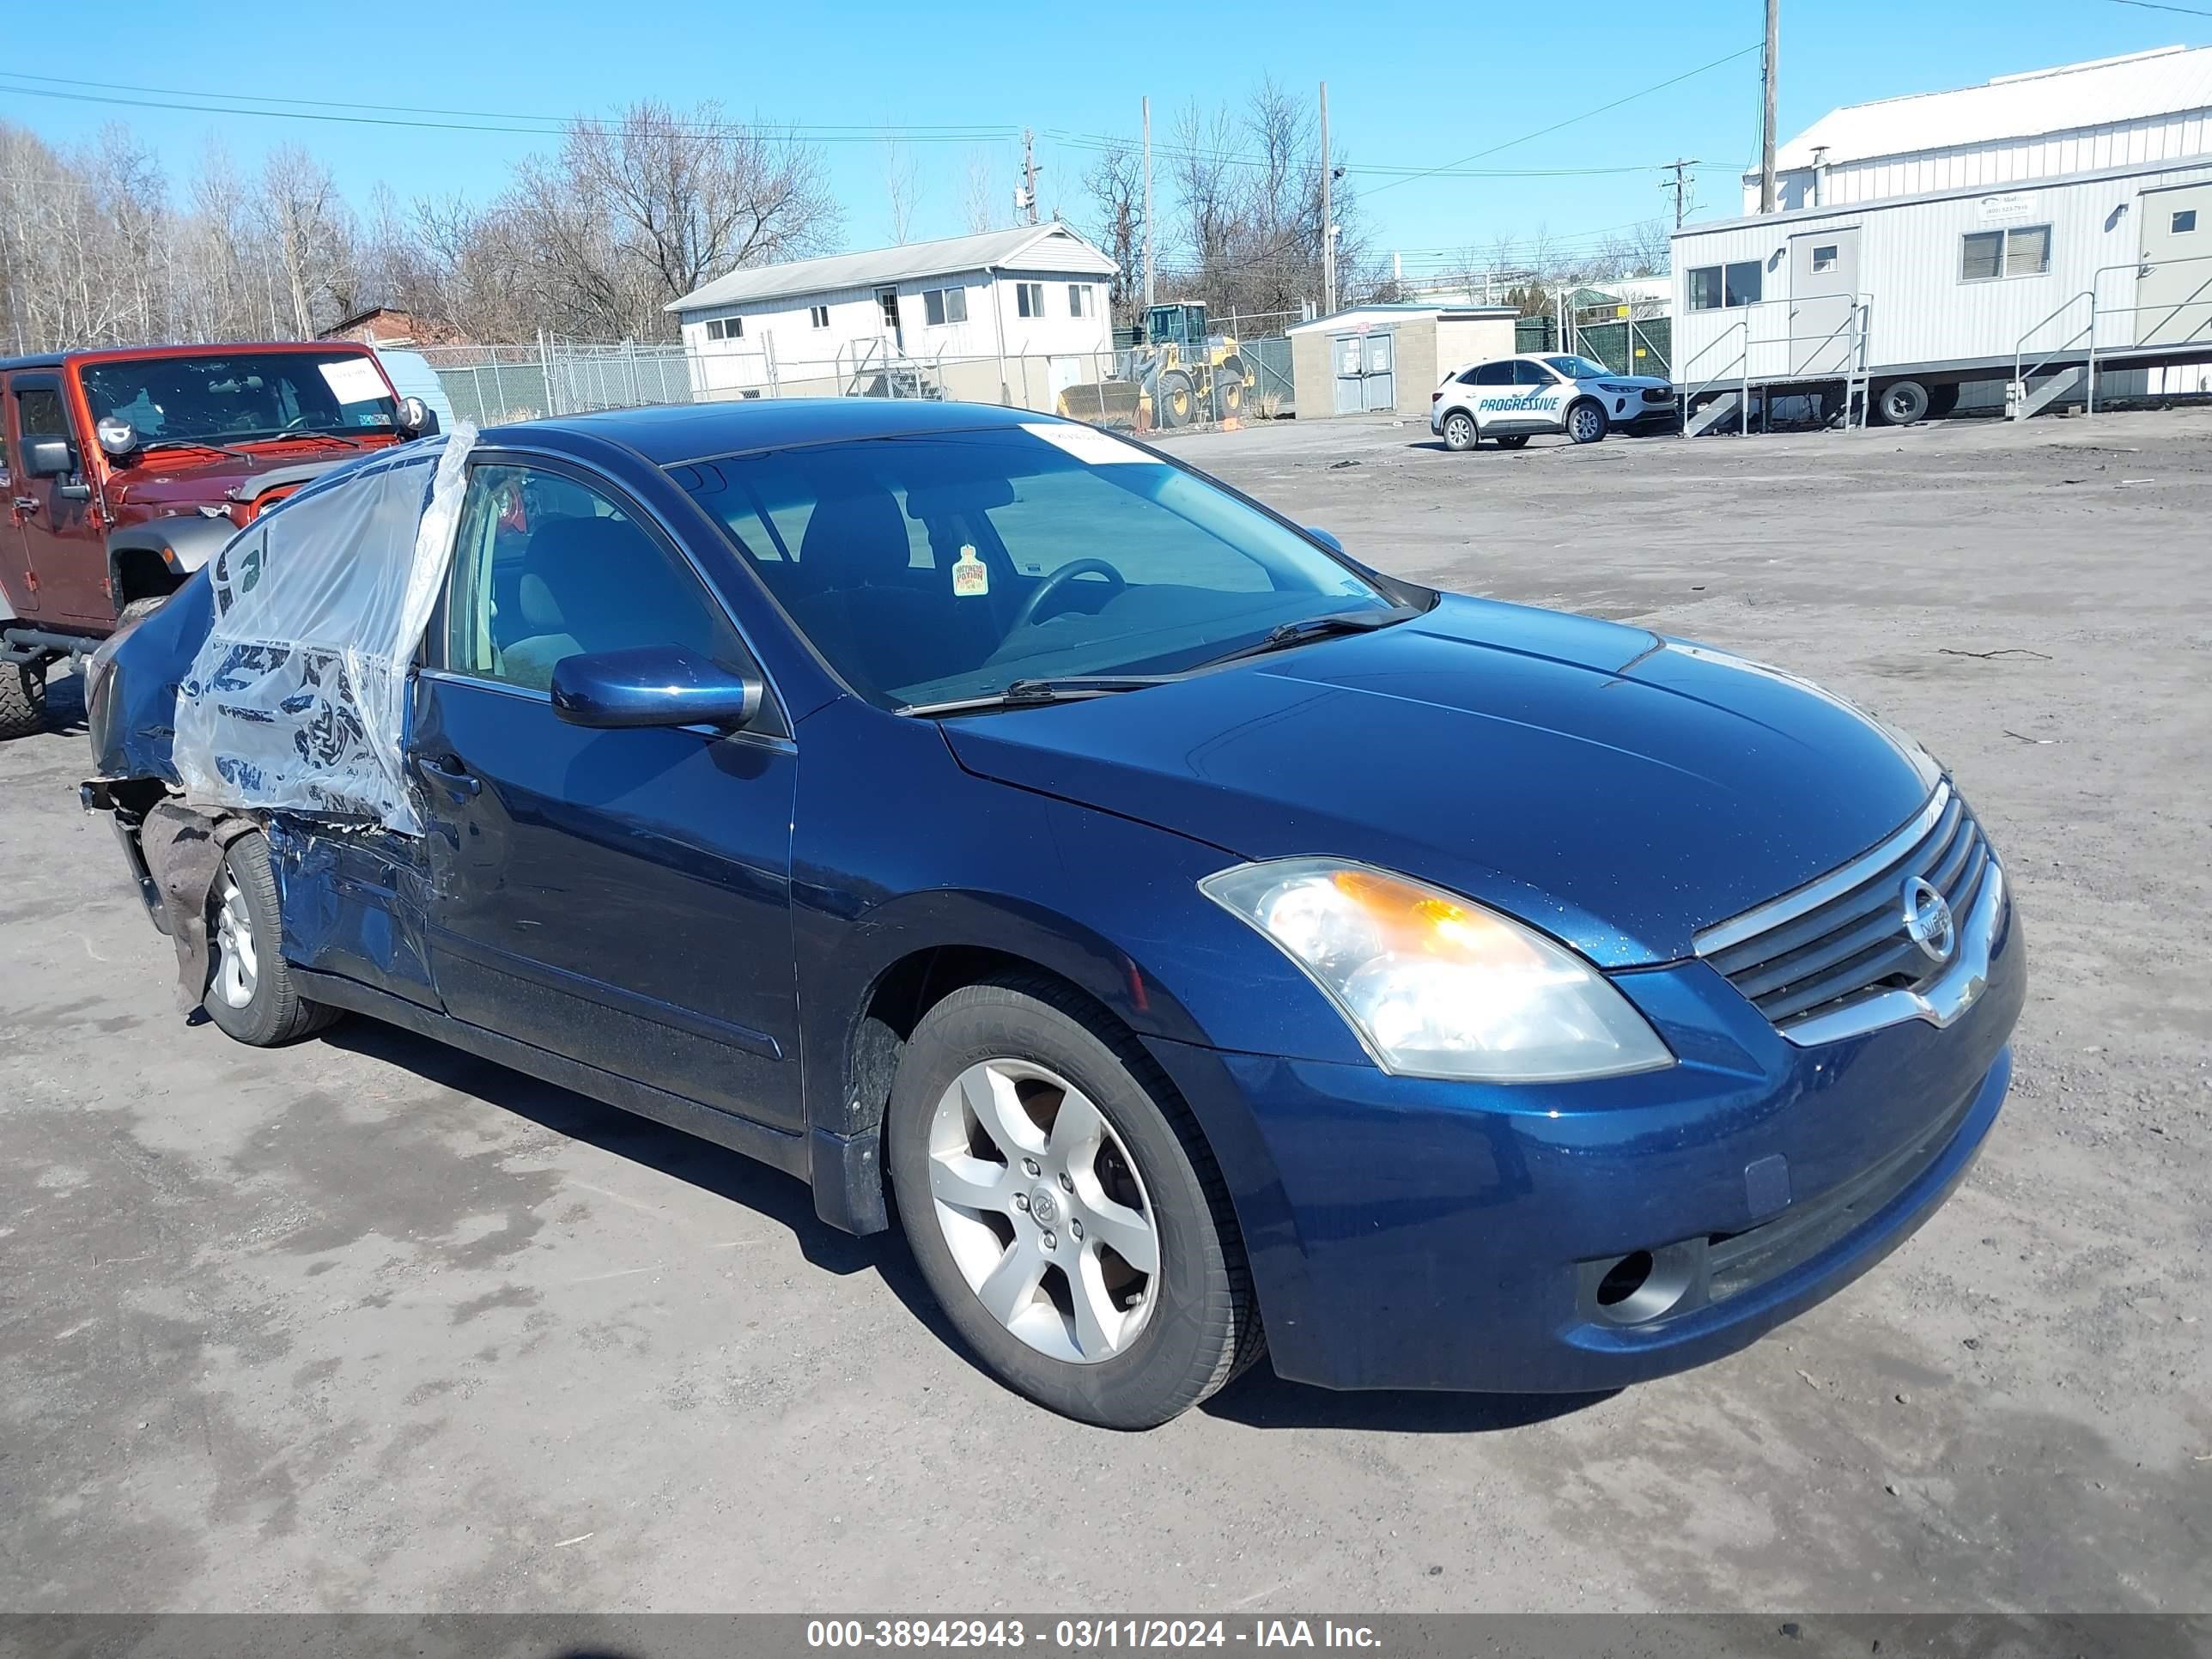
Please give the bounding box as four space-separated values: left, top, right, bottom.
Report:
416 330 1296 434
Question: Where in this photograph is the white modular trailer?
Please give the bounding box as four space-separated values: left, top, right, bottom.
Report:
1672 155 2212 417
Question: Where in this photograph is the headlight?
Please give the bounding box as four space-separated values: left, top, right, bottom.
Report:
1199 859 1674 1083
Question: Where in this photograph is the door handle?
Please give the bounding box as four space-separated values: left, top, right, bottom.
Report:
11 497 35 514
414 755 481 800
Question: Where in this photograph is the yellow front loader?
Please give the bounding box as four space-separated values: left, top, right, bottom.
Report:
1057 303 1247 430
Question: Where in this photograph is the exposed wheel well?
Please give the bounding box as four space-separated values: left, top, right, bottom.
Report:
111 545 185 606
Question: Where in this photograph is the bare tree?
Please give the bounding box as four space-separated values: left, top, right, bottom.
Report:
960 149 1000 235
1079 144 1144 323
255 144 350 337
882 138 919 245
503 100 840 339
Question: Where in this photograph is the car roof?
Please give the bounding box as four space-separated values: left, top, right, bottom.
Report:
482 398 1051 465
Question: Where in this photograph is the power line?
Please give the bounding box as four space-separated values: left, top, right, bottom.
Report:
1048 126 1712 180
1363 43 1764 197
0 73 1018 143
2106 0 2212 15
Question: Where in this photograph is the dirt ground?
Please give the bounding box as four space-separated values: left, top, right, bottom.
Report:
2 408 2206 1614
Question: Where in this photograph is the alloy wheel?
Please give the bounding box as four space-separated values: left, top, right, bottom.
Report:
1443 413 1474 449
212 876 259 1009
926 1058 1160 1364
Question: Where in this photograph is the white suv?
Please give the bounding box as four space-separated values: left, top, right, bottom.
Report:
1430 354 1673 452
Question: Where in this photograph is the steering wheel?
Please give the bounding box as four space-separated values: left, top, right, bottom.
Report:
1008 558 1126 632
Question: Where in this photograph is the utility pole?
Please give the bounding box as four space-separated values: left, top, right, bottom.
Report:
1319 80 1335 315
1019 128 1041 227
1662 157 1700 228
1759 0 1779 213
1142 97 1155 313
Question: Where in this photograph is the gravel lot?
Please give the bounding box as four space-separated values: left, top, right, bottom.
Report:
2 408 2206 1614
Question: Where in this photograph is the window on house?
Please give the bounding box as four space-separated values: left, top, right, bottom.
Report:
2174 210 2199 234
1687 266 1723 311
922 286 969 325
704 317 744 342
1015 282 1046 318
1961 225 2051 281
1068 283 1092 317
1811 245 1838 272
1723 260 1762 306
810 305 830 328
877 289 900 330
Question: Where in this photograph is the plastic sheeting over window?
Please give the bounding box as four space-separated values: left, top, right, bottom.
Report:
170 428 475 835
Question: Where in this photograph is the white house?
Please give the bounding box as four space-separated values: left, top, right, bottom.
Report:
1673 46 2212 424
667 224 1119 411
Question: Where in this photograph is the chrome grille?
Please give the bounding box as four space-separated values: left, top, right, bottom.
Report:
1696 783 1994 1033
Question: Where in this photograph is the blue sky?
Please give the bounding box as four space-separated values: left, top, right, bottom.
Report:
2 0 2202 279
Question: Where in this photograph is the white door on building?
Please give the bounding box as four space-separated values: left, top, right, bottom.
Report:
2136 183 2212 349
1788 228 1862 376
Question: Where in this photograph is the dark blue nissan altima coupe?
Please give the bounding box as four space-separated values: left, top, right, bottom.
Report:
86 399 2022 1428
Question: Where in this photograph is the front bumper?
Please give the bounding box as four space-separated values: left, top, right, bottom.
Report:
1146 884 2023 1393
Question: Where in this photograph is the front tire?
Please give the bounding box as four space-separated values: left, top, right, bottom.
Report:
203 831 340 1047
1565 399 1607 444
1439 410 1478 451
0 659 48 740
886 977 1261 1428
1155 369 1195 428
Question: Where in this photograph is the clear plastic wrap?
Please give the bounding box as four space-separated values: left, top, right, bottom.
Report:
171 428 474 834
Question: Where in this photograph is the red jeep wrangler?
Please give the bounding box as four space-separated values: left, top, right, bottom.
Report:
1 341 436 737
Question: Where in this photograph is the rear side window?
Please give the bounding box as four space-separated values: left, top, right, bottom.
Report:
1471 362 1513 386
442 462 738 692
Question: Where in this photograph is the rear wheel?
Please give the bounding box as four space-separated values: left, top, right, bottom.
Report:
1439 410 1478 451
1875 380 1930 426
886 978 1261 1428
1565 400 1607 445
1494 433 1532 449
203 832 340 1047
0 659 49 740
1214 361 1246 417
1924 383 1960 420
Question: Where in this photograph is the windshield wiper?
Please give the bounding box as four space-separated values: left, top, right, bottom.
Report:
1196 603 1424 668
898 675 1180 717
139 436 261 463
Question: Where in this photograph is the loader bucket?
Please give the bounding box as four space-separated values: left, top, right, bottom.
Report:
1057 380 1143 429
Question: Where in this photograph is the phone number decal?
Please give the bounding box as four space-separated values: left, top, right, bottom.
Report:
805 1620 1244 1649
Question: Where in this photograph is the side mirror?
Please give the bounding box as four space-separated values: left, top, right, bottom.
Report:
397 395 439 438
26 438 76 478
1305 526 1345 553
550 645 763 731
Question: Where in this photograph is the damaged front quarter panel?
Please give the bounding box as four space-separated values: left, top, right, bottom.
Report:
265 816 442 1010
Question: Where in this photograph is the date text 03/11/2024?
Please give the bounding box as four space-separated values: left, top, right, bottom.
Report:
805 1619 1382 1649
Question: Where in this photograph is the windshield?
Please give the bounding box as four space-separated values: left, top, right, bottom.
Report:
1545 356 1615 381
79 352 397 448
671 423 1397 709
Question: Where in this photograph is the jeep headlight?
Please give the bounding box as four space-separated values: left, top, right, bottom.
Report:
1200 859 1673 1083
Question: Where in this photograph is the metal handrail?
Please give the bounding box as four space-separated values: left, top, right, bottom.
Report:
2084 247 2212 415
1676 316 1750 435
2011 291 2094 413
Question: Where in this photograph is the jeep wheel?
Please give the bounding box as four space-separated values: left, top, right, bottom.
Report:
0 659 49 740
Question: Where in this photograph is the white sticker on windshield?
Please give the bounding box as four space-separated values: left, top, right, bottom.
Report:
1020 422 1148 465
319 357 389 404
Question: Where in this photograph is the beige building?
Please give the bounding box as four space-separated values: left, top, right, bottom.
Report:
1287 303 1518 418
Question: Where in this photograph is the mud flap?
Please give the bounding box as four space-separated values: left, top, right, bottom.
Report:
138 802 259 1012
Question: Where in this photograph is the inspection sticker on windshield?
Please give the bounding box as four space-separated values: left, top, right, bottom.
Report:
1021 422 1147 465
319 358 388 404
951 546 989 597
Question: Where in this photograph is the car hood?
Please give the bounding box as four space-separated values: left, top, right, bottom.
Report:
105 437 400 514
939 595 1936 967
1578 374 1669 392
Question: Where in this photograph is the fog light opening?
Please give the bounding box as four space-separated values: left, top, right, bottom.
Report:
1589 1241 1698 1326
1596 1250 1654 1308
